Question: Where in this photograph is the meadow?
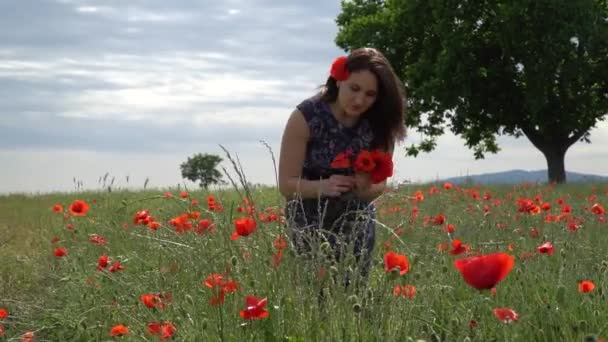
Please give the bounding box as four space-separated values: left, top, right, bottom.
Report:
0 178 607 341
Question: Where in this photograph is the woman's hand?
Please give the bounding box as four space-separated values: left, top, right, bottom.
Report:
353 172 372 194
320 175 356 197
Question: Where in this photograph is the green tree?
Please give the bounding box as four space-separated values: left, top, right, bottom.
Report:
180 153 225 189
335 0 608 183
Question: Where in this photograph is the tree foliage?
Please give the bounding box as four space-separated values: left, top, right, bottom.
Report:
335 0 608 183
180 153 225 189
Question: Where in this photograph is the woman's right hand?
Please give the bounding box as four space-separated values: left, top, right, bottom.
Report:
320 175 356 197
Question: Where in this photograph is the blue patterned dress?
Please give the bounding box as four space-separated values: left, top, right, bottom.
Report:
285 93 377 280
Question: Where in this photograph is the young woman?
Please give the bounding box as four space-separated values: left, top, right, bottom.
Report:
278 47 407 285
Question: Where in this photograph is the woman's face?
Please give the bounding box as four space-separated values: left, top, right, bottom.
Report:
337 69 378 118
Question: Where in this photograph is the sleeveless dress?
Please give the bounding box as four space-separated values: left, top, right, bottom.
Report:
285 93 377 280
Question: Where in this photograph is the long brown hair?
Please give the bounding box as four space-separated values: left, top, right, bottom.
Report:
320 47 407 151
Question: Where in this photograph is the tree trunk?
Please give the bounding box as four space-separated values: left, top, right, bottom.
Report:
540 146 567 184
521 126 580 184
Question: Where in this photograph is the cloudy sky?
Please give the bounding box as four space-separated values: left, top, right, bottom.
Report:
1 0 607 194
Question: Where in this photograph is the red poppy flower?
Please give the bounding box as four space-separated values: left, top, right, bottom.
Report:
97 255 109 271
454 252 514 290
109 324 129 336
54 247 67 257
443 224 455 234
89 234 106 246
537 241 554 255
148 221 161 230
578 280 595 293
591 203 605 215
449 239 470 255
384 251 410 275
354 150 376 173
21 331 34 342
108 261 125 272
141 293 168 310
69 200 89 216
0 308 7 319
393 284 416 299
432 214 445 225
566 221 579 232
369 150 393 183
195 219 215 234
204 273 239 305
240 296 269 320
147 321 177 339
52 204 63 212
330 56 349 81
231 217 257 240
330 150 353 169
492 308 519 323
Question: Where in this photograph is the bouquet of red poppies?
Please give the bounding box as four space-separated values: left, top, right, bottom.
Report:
330 149 393 184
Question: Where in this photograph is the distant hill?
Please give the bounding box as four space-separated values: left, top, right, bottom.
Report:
436 169 608 185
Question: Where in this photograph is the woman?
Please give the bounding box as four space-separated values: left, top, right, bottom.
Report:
278 47 407 286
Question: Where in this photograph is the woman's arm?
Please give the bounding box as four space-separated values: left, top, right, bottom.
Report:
278 109 354 199
354 173 387 202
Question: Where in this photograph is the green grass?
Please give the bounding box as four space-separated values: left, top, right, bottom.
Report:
0 182 607 341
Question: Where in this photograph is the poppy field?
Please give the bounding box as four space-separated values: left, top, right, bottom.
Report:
1 181 607 341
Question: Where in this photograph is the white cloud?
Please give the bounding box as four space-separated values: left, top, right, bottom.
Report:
0 0 606 194
75 6 112 14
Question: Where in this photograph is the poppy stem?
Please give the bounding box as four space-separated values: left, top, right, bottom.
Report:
217 304 225 342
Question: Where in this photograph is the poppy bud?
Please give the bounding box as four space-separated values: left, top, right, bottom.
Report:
579 320 588 329
185 294 194 306
352 303 362 313
329 265 339 275
583 335 598 342
201 319 208 330
231 255 238 266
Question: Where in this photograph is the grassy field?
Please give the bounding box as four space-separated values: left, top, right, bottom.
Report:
0 181 607 341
